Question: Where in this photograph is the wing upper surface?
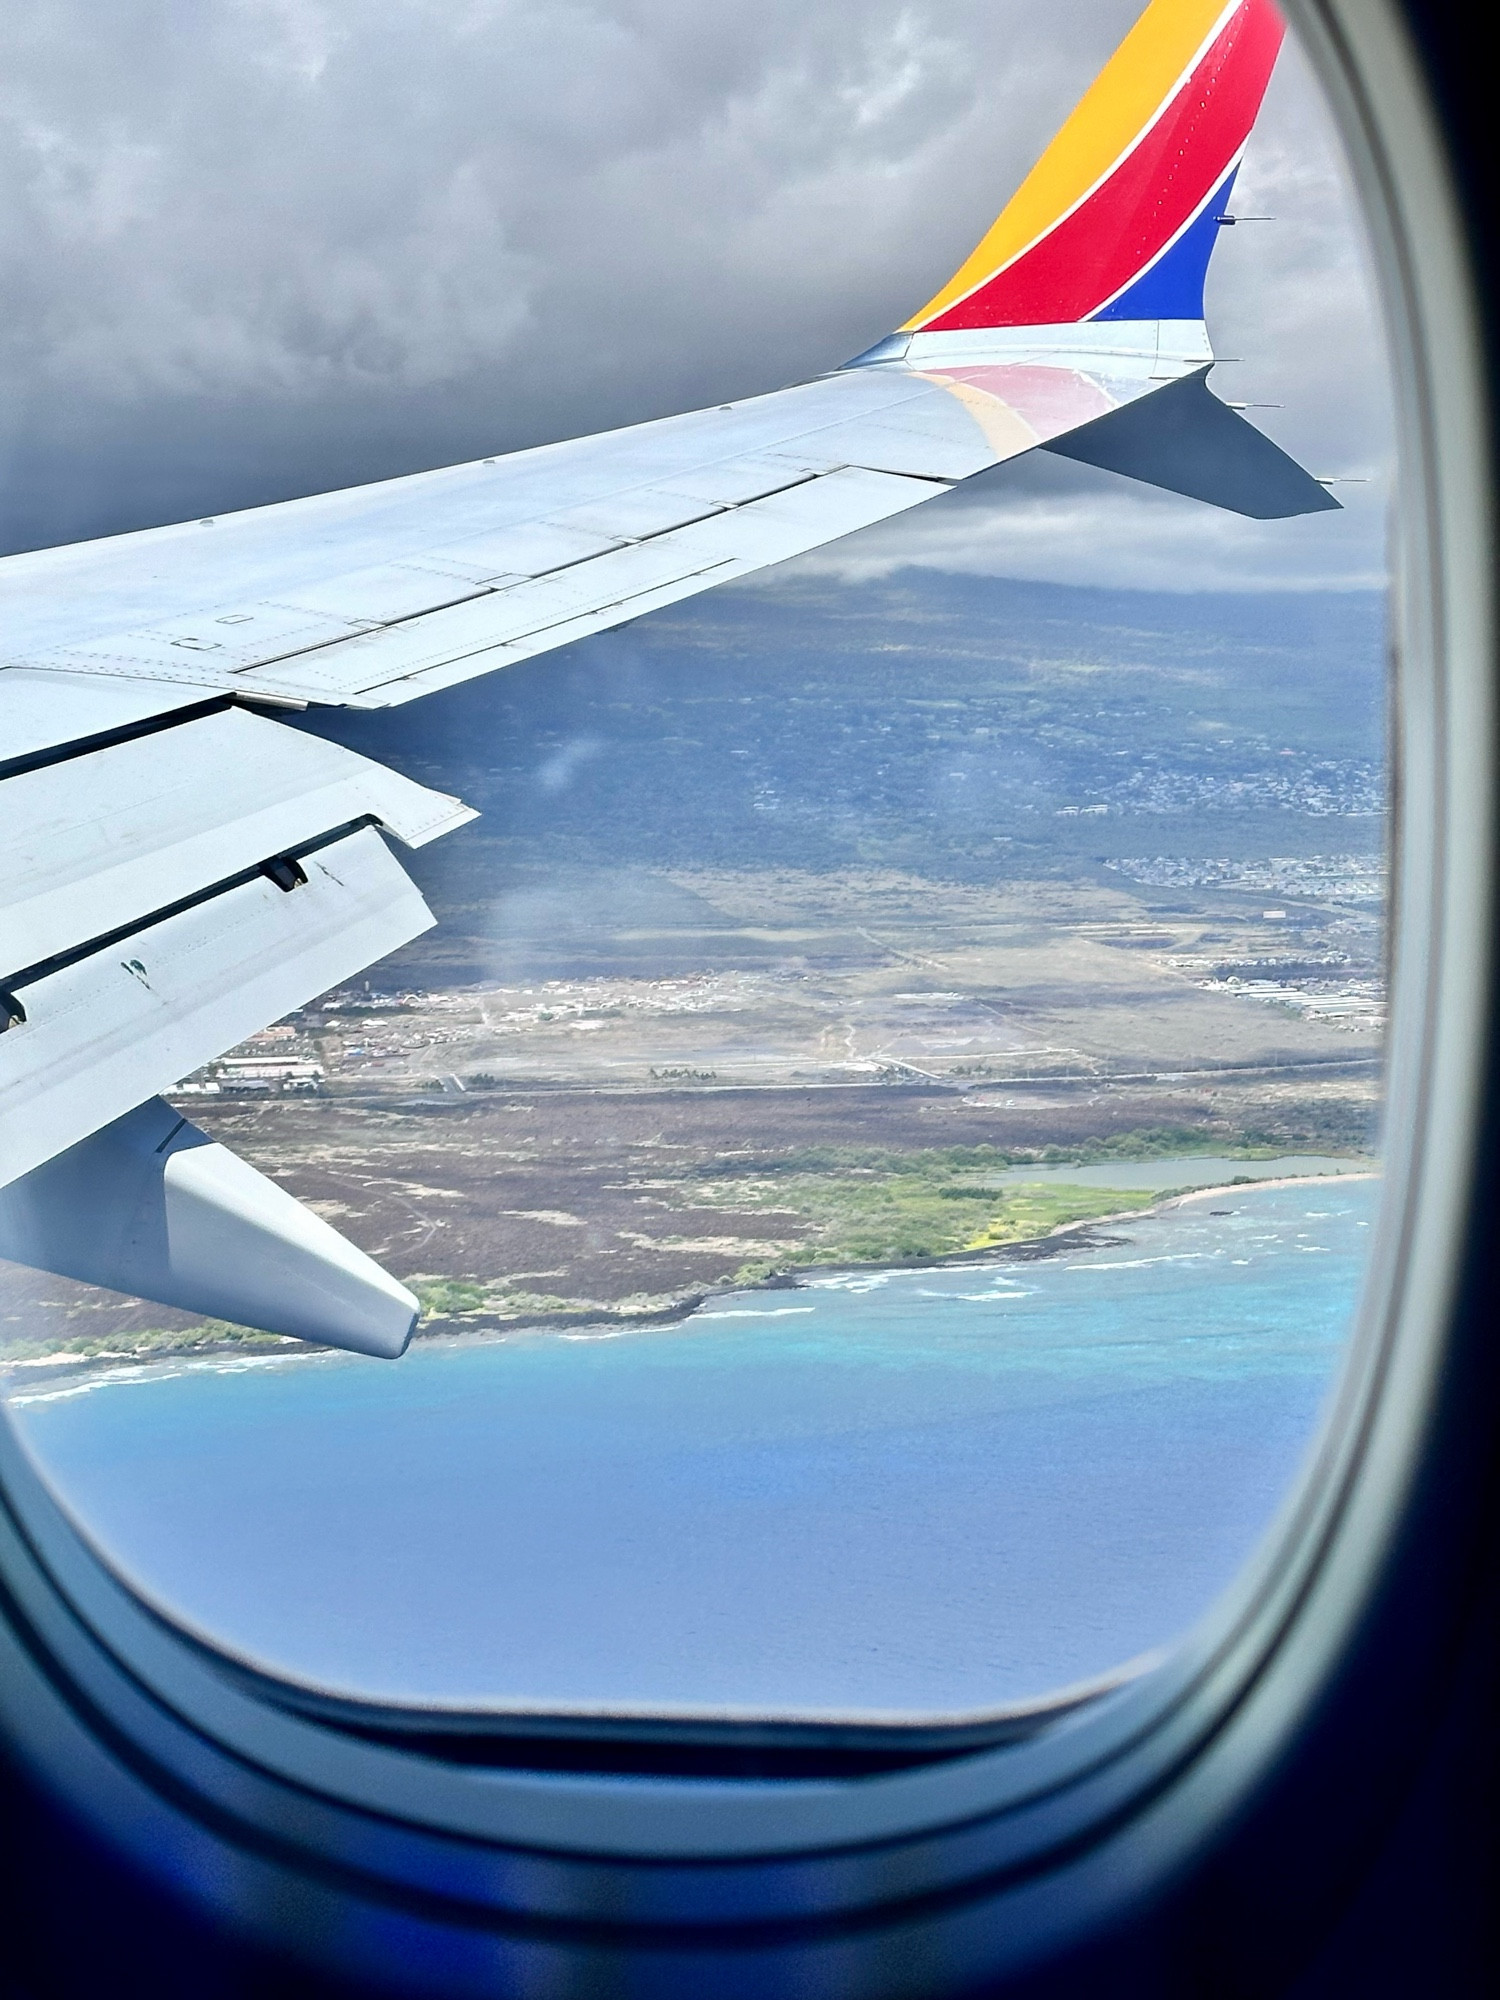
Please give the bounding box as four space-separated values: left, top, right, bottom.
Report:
0 332 1189 713
0 326 1203 1208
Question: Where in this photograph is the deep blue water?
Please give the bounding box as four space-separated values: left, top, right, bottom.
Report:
7 1178 1374 1714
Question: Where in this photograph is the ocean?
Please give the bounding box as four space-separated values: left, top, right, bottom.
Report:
5 1175 1375 1716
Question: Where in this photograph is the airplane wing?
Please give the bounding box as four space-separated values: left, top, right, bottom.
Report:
0 0 1336 1357
0 337 1323 716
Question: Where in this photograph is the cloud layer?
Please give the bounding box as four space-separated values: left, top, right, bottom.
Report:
1 1 1392 588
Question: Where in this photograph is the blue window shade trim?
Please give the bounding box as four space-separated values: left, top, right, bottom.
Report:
1093 166 1240 323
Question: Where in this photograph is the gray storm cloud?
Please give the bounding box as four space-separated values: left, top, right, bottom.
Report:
1 0 1390 586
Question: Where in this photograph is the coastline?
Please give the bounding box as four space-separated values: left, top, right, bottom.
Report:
694 1167 1379 1292
1173 1171 1378 1203
0 1166 1376 1387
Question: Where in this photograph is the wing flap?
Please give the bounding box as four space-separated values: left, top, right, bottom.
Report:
0 668 226 770
0 824 431 1189
1 706 472 976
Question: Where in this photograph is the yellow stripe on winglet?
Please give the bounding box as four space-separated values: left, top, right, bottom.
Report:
902 0 1235 330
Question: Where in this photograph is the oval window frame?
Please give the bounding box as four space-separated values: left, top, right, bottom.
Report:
0 0 1491 1985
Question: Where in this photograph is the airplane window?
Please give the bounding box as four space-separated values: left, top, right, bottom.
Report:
1 1 1393 1736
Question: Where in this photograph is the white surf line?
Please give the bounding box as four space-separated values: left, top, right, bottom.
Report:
694 1306 816 1320
1171 1171 1379 1205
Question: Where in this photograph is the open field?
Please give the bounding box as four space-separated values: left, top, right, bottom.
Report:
203 863 1383 1097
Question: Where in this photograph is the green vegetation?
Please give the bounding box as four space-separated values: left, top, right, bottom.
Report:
1 1283 669 1374
963 1186 1160 1251
661 1126 1370 1283
1021 1126 1293 1163
3 1117 1362 1376
666 1151 1168 1283
0 1320 297 1370
409 1277 608 1324
409 1160 1177 1320
409 1278 490 1318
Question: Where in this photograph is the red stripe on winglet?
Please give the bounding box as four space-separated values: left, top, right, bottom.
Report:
924 0 1283 331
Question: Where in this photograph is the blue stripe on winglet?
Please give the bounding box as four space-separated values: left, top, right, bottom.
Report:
1093 167 1240 322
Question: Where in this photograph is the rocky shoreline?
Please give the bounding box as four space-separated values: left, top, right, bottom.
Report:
2 1170 1378 1388
0 1206 1170 1386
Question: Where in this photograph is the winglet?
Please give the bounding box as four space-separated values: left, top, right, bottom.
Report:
903 0 1285 332
1043 366 1341 516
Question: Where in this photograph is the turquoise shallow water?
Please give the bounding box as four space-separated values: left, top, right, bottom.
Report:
6 1177 1375 1714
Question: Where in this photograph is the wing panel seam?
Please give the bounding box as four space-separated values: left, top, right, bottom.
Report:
0 696 234 785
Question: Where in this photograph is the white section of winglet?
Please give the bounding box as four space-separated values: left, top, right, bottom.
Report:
902 319 1213 370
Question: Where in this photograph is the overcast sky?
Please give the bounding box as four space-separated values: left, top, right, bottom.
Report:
1 0 1392 591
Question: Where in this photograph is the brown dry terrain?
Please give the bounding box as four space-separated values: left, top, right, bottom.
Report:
0 865 1380 1360
308 865 1383 1094
0 1072 1375 1355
